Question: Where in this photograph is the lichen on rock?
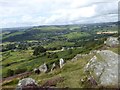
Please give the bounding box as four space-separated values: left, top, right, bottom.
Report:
84 50 119 87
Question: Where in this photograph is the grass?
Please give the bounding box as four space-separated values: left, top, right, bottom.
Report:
63 32 90 40
32 26 67 32
94 26 118 32
2 46 119 88
28 54 93 88
108 47 119 54
1 44 93 78
3 31 24 40
2 50 33 65
1 50 33 76
45 41 75 48
2 79 19 86
2 54 93 88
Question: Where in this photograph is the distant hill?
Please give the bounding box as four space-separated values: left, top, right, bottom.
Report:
2 22 118 42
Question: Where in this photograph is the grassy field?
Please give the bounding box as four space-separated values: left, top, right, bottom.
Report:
1 50 33 76
32 26 67 32
45 41 75 48
2 50 33 65
63 32 90 40
3 31 24 40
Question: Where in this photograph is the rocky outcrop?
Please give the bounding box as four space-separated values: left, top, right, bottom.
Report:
39 63 48 73
59 58 64 68
104 37 119 47
84 50 119 87
34 68 40 74
16 78 39 90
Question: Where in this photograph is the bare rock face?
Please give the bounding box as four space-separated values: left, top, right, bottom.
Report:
104 37 119 47
16 78 39 90
39 63 48 73
84 50 119 87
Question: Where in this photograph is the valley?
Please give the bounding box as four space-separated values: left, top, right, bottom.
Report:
1 22 119 89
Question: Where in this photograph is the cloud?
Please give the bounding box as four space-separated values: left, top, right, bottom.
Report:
0 0 118 28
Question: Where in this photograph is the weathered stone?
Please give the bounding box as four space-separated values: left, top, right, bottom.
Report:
84 50 119 87
39 63 48 73
16 78 38 90
34 68 40 74
84 55 97 72
59 58 64 68
105 37 119 47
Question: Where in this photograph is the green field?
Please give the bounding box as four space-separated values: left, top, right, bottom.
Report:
3 31 24 40
63 32 90 40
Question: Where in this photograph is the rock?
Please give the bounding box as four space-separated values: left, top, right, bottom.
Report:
16 78 38 90
105 37 119 47
34 68 40 74
59 58 64 68
84 50 119 87
51 63 56 71
87 76 97 86
39 63 48 73
84 55 97 72
81 54 88 57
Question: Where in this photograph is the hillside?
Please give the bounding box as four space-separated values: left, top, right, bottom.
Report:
1 47 119 88
1 22 119 89
2 22 118 42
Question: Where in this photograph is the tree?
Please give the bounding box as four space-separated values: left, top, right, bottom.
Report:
18 44 28 50
33 46 46 56
6 44 16 50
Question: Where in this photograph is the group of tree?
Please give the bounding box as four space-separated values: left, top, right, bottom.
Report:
33 46 46 56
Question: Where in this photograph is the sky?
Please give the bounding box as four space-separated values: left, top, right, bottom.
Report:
0 0 119 28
